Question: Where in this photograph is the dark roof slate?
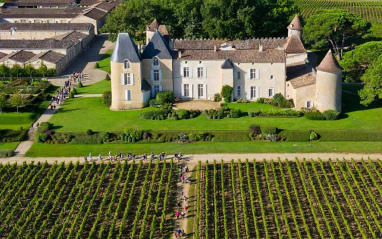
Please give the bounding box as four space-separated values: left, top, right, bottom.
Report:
0 23 93 32
141 79 151 91
221 58 234 69
84 8 108 20
142 30 172 59
110 33 140 63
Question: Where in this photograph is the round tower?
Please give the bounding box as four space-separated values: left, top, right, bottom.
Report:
315 50 342 112
287 14 303 40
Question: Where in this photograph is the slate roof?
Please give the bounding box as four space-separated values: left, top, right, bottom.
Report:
0 23 93 32
179 49 286 63
95 1 117 12
0 52 7 59
173 38 287 51
142 30 173 59
38 50 66 63
110 33 140 63
287 62 316 89
316 50 342 73
3 0 73 7
288 14 302 30
0 38 76 50
3 50 35 63
52 31 87 42
78 0 103 6
141 79 151 91
84 7 108 20
0 7 81 18
221 58 234 69
284 35 306 54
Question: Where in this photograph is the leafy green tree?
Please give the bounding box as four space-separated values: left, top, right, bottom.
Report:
38 61 48 77
0 92 7 113
221 85 233 103
24 63 35 78
9 93 24 114
358 55 382 106
303 9 371 59
10 64 23 78
0 63 9 78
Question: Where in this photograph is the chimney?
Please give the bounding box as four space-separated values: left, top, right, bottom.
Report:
259 44 263 52
178 50 181 59
214 45 217 52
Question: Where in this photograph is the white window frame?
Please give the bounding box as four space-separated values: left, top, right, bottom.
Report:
124 60 130 70
237 85 241 97
122 73 133 85
183 67 190 78
198 84 204 98
306 101 312 108
125 90 131 101
250 86 257 99
250 69 256 79
152 57 159 67
153 70 160 81
236 71 241 80
184 84 190 97
197 67 204 78
268 88 275 97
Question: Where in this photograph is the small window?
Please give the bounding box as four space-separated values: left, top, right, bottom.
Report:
153 57 159 66
153 70 160 81
124 60 130 69
197 67 203 78
237 86 241 97
123 73 132 85
184 84 190 97
125 90 131 101
185 61 188 64
237 72 241 80
306 101 312 108
183 67 189 77
268 88 274 97
154 85 160 95
198 84 204 98
250 86 256 99
270 75 273 80
250 69 256 79
199 61 202 64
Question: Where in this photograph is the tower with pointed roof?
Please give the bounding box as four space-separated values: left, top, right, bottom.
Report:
315 50 342 112
287 14 303 40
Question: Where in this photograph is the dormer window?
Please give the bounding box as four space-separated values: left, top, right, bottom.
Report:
153 57 159 66
124 60 130 69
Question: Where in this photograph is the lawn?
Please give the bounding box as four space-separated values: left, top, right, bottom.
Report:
76 80 111 94
48 91 382 132
96 50 113 74
25 141 382 157
0 142 19 151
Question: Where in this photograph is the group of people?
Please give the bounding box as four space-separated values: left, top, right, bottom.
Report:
71 72 84 82
174 165 190 238
180 165 191 184
49 83 72 110
173 228 186 238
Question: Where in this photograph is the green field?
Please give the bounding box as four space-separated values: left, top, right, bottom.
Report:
25 141 382 157
96 50 113 74
76 80 111 94
0 142 19 151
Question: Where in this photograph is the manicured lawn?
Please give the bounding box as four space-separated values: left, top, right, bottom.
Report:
76 80 111 94
96 50 112 73
25 141 382 157
0 142 20 151
48 91 382 132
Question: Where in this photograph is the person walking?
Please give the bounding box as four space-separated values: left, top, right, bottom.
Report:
109 151 112 160
185 166 189 173
89 153 92 161
184 205 188 214
175 210 180 219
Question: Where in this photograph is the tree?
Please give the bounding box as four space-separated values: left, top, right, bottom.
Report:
221 85 233 103
10 64 23 78
9 93 24 114
340 41 382 82
38 61 48 77
358 55 382 106
0 63 9 78
0 92 7 113
303 9 371 59
24 63 35 78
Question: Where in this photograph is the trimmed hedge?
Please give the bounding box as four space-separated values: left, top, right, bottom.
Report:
0 129 28 142
323 110 340 120
279 130 311 141
261 126 278 135
305 112 325 120
317 130 382 141
0 149 13 157
212 131 250 142
204 108 241 119
248 108 302 117
140 110 168 120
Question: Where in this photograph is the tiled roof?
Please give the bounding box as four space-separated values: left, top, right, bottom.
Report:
52 31 87 42
287 62 316 89
0 7 81 18
288 14 302 30
78 0 103 6
0 39 75 50
179 49 286 63
111 33 140 63
284 35 306 54
4 0 73 7
173 38 287 50
142 30 172 59
4 50 35 63
95 1 117 12
39 50 66 63
147 19 159 31
84 7 108 20
0 52 7 59
0 23 93 32
316 50 342 73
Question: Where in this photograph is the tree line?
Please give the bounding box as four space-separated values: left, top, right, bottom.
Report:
102 0 298 42
0 61 56 78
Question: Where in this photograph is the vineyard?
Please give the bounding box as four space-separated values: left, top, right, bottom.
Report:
0 159 176 238
195 159 382 238
292 0 382 22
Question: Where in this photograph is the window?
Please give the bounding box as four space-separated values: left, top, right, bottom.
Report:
183 67 189 77
198 84 204 98
197 67 203 78
184 84 190 97
237 71 241 80
154 85 160 95
125 90 131 101
237 86 241 97
250 69 256 79
268 88 274 97
124 60 130 69
250 86 257 99
153 57 159 66
270 75 273 79
123 73 132 85
306 101 312 108
153 70 160 81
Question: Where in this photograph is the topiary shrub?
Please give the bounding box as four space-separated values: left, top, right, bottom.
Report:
71 88 77 94
221 85 234 103
140 110 168 120
261 126 278 135
310 131 318 141
37 122 53 133
305 112 325 120
77 81 83 88
69 91 75 99
323 110 340 120
102 91 111 106
273 93 285 106
0 149 13 157
155 91 174 105
279 130 311 141
214 93 222 102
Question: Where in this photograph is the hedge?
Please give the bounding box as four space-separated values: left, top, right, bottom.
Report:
261 126 278 135
140 110 168 120
316 130 382 141
305 112 325 120
279 130 311 141
0 129 28 142
212 131 250 142
248 108 302 117
0 149 13 157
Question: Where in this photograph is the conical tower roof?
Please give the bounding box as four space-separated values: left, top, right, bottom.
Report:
221 58 233 69
284 34 306 54
287 14 302 30
316 50 342 73
147 19 160 31
110 33 140 63
142 30 172 59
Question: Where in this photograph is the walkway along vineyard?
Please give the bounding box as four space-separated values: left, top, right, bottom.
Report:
194 159 382 238
0 160 176 238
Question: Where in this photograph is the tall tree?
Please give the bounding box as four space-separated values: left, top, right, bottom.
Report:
9 93 24 114
0 63 9 78
303 9 371 59
38 61 48 77
358 55 382 106
10 64 23 78
24 63 35 78
0 92 6 114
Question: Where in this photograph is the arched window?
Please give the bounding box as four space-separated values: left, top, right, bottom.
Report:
124 60 130 69
153 57 159 66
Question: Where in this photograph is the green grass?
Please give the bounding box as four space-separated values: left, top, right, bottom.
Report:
76 80 111 94
48 91 382 132
25 141 382 157
96 50 113 74
0 142 20 151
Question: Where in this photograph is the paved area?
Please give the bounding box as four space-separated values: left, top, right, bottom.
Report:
75 94 102 98
174 100 221 110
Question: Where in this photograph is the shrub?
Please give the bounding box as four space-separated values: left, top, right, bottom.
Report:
236 98 249 103
77 81 83 88
212 131 250 142
0 129 28 142
105 74 111 81
69 91 75 99
261 126 278 135
102 91 111 106
305 112 325 120
204 108 240 119
37 122 53 133
0 149 13 157
279 130 311 141
140 110 168 120
71 88 77 94
174 109 190 119
221 85 234 103
156 91 174 105
35 132 48 143
310 131 318 141
248 109 302 117
280 99 292 108
95 62 99 68
249 124 261 134
230 108 241 118
214 93 222 102
70 134 103 144
87 129 93 136
316 130 382 141
149 98 158 107
273 93 285 106
323 110 340 120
